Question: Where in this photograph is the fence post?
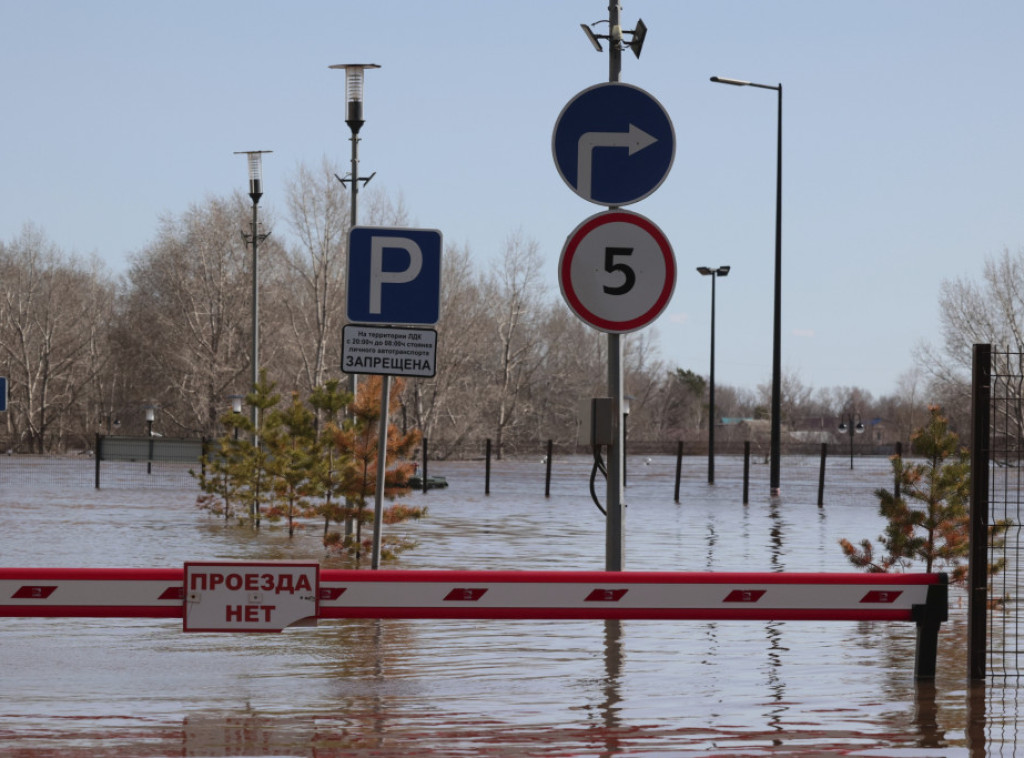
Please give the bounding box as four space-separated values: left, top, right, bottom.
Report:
817 442 827 507
894 440 903 499
422 438 429 494
485 438 492 495
742 441 750 505
95 433 102 490
673 441 683 503
544 439 553 498
968 343 992 680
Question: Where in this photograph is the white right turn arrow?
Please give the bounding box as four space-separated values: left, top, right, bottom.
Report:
576 124 658 202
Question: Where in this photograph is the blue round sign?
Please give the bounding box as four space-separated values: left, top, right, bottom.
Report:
552 82 675 206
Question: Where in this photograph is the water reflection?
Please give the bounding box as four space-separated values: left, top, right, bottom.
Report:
597 619 624 758
915 680 945 749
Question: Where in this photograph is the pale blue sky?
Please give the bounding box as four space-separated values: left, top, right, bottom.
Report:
3 1 1022 399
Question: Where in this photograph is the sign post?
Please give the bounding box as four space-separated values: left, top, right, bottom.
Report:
552 15 675 570
346 227 442 569
0 377 6 413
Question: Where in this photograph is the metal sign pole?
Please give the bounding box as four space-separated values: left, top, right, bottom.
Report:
606 334 624 571
606 1 624 572
559 5 669 572
371 374 391 569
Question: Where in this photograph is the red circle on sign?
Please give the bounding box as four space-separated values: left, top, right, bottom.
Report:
559 210 676 333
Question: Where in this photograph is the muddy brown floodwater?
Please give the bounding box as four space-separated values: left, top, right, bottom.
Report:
0 453 1020 756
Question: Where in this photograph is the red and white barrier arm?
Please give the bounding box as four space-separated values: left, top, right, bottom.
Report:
317 570 946 622
0 567 183 618
0 567 947 678
0 568 947 624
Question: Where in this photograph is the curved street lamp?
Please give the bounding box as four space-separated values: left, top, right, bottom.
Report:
710 75 783 497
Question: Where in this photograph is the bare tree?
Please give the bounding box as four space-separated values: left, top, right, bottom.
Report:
919 247 1024 432
281 159 350 394
117 195 271 437
401 242 490 456
530 303 606 448
0 225 114 451
482 231 547 457
757 369 814 429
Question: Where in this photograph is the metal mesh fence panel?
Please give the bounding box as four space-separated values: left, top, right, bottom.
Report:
988 347 1024 678
0 454 201 491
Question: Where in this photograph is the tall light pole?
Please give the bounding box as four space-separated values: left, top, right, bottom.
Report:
697 265 730 484
330 63 379 405
838 411 865 470
710 76 783 497
235 150 271 443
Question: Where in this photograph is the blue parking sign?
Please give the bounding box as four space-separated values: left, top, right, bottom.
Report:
347 227 442 326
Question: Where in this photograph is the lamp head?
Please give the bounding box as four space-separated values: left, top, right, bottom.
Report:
233 150 272 203
697 266 731 277
580 23 603 52
710 76 750 87
330 63 381 131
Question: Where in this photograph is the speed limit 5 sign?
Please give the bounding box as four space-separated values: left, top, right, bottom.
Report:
558 210 676 333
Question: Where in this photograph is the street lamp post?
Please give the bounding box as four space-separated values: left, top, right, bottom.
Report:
710 75 783 497
838 412 865 470
331 62 386 568
235 150 272 445
330 63 380 406
697 265 730 484
145 405 156 475
229 394 243 440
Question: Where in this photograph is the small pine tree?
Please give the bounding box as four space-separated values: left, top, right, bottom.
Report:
840 405 1007 584
325 375 426 563
307 380 357 542
193 370 280 528
262 392 318 536
191 375 427 565
195 432 246 521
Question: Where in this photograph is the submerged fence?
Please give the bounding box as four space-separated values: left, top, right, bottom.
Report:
0 435 204 491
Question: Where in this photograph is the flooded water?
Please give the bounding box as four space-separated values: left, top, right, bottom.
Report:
0 453 1021 756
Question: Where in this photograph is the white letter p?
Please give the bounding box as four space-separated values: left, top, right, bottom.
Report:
369 237 423 314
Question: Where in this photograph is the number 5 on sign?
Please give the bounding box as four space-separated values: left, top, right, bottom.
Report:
558 210 676 333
